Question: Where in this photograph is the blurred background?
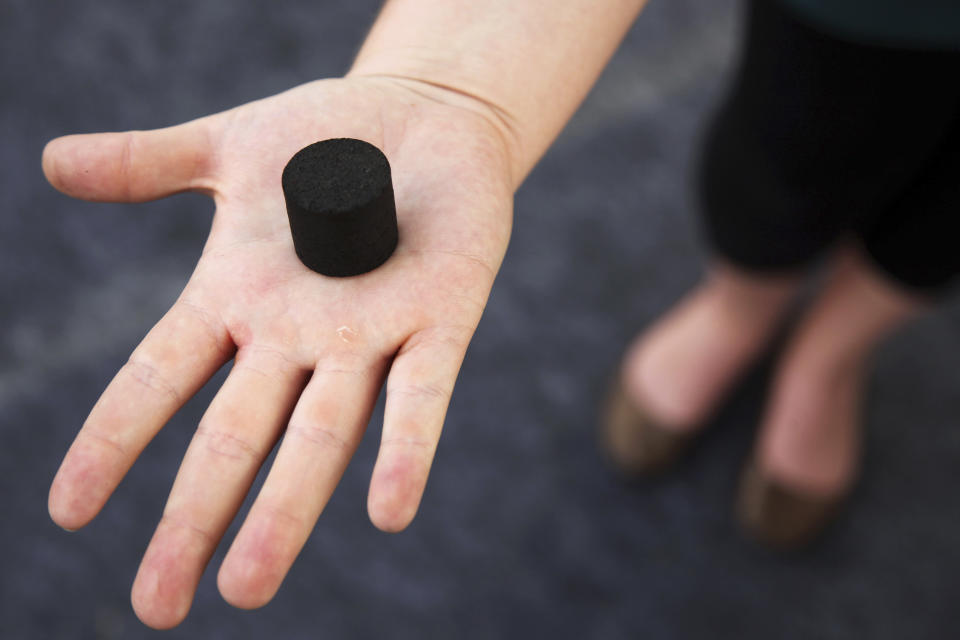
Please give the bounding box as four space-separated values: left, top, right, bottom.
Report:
2 0 959 638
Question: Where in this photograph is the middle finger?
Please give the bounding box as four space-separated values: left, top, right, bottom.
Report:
217 354 386 609
130 345 307 629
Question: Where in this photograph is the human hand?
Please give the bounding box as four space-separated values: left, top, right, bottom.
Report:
44 76 514 628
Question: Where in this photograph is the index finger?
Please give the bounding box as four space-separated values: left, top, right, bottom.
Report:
48 298 233 530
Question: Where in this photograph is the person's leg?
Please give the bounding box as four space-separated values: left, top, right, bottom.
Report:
740 111 960 547
698 0 960 276
755 247 925 493
857 118 960 296
620 260 800 434
737 246 928 546
601 259 800 475
605 0 910 473
605 0 845 472
603 0 960 478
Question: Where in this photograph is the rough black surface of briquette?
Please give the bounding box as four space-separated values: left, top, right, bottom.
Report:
282 138 398 277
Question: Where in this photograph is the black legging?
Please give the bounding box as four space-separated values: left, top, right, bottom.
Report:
698 0 960 293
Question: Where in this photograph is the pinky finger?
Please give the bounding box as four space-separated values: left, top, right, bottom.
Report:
368 324 473 532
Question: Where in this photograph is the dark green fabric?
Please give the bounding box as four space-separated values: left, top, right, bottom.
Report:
779 0 960 50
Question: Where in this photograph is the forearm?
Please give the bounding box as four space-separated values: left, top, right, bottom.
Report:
348 0 648 188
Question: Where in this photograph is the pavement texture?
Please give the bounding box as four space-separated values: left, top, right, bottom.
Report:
2 1 960 638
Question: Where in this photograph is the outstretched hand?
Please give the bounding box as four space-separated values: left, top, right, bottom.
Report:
44 76 514 628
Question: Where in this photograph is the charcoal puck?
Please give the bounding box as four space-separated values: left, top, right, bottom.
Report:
282 138 398 277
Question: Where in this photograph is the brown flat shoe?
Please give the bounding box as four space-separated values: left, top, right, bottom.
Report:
599 376 697 477
736 458 845 550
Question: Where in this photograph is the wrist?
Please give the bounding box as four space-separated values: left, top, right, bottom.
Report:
345 63 525 189
347 0 647 187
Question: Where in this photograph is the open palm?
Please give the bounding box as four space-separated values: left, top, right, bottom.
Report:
45 76 514 628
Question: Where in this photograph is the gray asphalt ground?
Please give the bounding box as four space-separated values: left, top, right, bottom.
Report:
3 1 960 638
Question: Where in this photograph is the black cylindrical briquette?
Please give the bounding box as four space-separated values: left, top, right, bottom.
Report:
282 138 398 277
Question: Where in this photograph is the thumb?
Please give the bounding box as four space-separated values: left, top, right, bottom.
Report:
42 117 217 203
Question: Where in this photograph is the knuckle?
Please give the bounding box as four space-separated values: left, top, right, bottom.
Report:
122 357 182 403
285 421 351 452
314 353 371 378
254 502 307 532
158 512 217 546
387 382 451 402
381 436 433 453
400 324 473 356
175 299 231 358
78 428 127 457
196 424 263 462
235 344 302 380
119 131 135 200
